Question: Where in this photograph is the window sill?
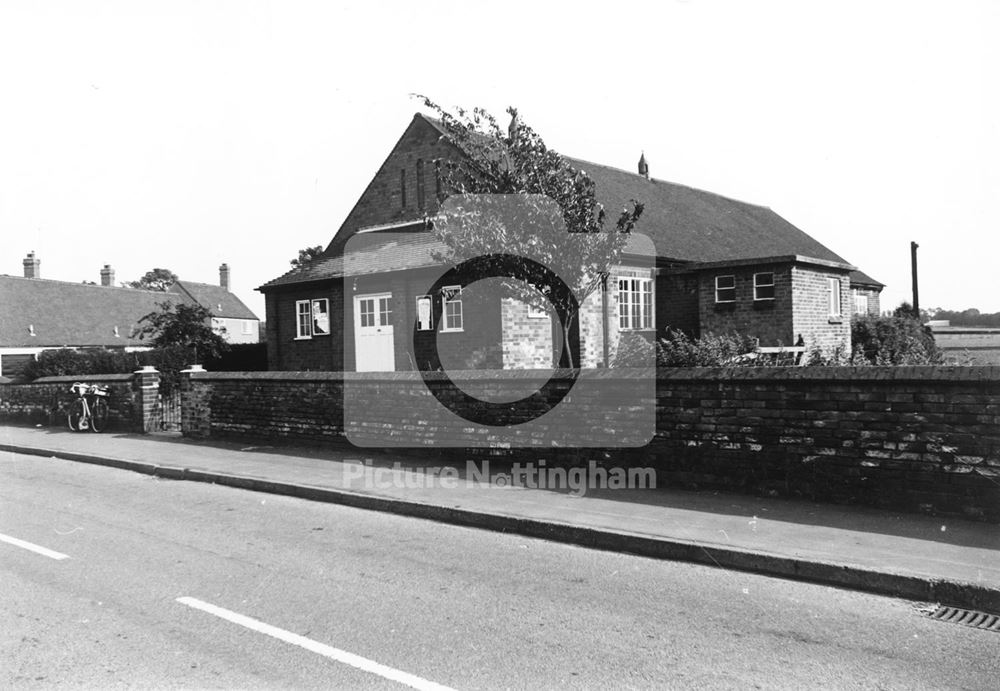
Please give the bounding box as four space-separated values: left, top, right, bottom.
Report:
293 336 312 341
440 328 464 334
828 317 844 324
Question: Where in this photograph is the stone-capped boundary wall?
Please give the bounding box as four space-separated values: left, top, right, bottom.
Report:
181 367 1000 522
0 374 137 430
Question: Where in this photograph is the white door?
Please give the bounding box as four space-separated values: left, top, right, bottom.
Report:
354 293 395 371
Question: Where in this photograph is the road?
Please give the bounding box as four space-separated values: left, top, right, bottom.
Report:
2 452 997 690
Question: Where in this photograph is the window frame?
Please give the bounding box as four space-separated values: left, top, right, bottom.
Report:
441 285 464 333
853 289 869 316
828 277 843 318
618 276 654 330
311 298 330 337
295 300 313 339
715 275 737 303
753 272 775 301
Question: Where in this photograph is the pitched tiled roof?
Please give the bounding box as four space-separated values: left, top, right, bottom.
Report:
0 275 184 348
848 269 884 288
169 280 259 320
261 113 876 289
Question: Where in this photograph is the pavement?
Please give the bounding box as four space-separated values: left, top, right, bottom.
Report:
3 423 999 614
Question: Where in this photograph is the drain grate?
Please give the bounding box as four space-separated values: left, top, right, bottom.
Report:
918 604 1000 633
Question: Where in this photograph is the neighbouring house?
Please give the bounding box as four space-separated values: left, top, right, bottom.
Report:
169 264 260 344
259 113 884 371
0 253 260 377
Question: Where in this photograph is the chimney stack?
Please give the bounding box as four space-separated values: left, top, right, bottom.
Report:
219 263 230 291
637 152 649 179
23 251 40 279
100 264 115 287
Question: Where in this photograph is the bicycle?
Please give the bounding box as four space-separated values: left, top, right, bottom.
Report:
67 382 110 433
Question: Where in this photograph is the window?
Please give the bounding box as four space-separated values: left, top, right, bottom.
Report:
828 278 842 317
399 168 407 208
618 277 654 330
296 300 312 339
415 295 433 331
715 275 736 303
312 299 330 335
416 159 425 210
853 289 869 316
442 285 463 332
295 298 329 339
753 272 775 301
242 320 253 335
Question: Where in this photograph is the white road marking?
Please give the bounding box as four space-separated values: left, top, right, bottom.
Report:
176 597 456 691
0 532 70 560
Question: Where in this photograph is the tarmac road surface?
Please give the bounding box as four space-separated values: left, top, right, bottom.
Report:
3 452 998 689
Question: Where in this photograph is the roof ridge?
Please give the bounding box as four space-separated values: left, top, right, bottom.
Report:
0 273 171 295
562 156 774 212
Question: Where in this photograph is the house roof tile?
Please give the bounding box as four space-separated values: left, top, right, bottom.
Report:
169 280 259 320
260 113 880 289
0 275 184 348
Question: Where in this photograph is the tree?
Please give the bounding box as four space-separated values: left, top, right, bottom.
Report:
126 268 178 291
290 246 324 269
417 97 644 367
137 301 229 363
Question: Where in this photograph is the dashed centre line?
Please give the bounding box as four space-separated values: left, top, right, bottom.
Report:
0 531 70 560
176 596 456 691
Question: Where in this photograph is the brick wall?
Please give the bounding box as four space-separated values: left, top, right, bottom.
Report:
698 264 795 346
792 266 852 353
181 366 1000 521
334 115 456 242
0 374 136 430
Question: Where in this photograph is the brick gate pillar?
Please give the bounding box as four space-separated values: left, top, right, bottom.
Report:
132 366 160 433
180 364 210 438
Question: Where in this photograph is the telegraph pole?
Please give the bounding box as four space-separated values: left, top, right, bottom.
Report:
910 241 920 319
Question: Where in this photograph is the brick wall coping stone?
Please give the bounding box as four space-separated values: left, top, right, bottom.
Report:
187 366 1000 383
24 374 135 384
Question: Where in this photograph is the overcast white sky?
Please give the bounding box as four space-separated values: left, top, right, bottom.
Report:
1 0 997 318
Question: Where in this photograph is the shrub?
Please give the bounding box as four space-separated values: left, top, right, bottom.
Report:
656 330 759 367
850 314 942 365
611 331 655 367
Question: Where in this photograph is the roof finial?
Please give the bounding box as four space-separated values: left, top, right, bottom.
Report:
638 151 649 179
508 109 520 140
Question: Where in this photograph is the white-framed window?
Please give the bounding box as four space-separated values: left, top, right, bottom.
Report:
312 299 330 335
853 289 869 316
296 300 312 339
828 278 842 317
618 277 654 330
753 272 775 301
415 295 433 331
242 320 253 335
715 275 736 303
295 298 330 339
441 286 463 332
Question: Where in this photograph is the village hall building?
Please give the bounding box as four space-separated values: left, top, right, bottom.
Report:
259 113 883 372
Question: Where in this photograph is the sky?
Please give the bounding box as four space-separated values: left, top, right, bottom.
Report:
1 0 997 318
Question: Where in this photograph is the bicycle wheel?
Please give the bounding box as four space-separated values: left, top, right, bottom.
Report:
89 398 110 433
67 399 85 432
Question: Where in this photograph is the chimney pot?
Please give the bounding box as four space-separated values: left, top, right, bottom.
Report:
219 263 230 291
100 264 115 287
23 251 41 279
